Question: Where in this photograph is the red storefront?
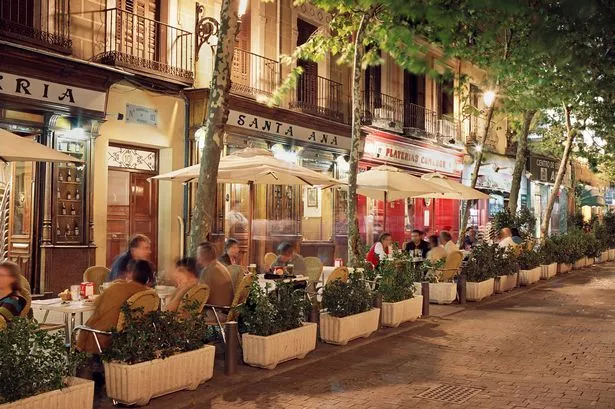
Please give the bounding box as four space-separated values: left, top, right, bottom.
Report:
359 128 464 248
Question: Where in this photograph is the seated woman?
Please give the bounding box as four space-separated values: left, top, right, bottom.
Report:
218 238 240 266
366 232 393 267
76 260 152 354
166 257 200 313
0 261 27 323
426 235 447 262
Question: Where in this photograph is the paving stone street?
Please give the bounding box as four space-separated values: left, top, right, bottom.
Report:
98 264 615 409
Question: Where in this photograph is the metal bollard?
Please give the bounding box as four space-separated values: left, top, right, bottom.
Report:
309 302 320 323
421 281 430 317
224 321 239 376
457 274 466 304
373 292 383 328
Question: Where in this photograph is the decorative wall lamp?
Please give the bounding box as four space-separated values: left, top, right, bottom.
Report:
195 2 220 61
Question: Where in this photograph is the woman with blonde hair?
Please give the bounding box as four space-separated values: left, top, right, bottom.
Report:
0 261 27 323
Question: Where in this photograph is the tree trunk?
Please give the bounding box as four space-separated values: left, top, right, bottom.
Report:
347 14 367 267
189 0 240 256
541 104 575 239
459 101 496 248
508 110 535 213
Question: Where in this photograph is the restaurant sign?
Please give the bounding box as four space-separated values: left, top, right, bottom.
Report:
228 110 350 150
528 156 558 184
0 72 106 113
363 137 462 175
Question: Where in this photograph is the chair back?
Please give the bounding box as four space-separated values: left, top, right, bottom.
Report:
179 284 210 315
437 251 463 282
510 245 523 257
117 289 160 331
263 252 277 269
303 256 323 283
227 273 255 321
83 266 111 294
19 291 31 318
227 265 246 293
525 239 535 251
18 274 31 294
326 267 349 285
0 315 6 330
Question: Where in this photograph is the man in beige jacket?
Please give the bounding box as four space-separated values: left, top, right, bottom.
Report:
197 242 234 308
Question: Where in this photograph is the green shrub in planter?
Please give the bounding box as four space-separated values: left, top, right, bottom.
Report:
592 221 609 254
517 249 541 270
461 242 498 282
538 237 558 265
322 272 372 318
238 281 310 336
492 207 536 240
603 210 615 247
492 245 519 275
0 318 84 403
102 303 209 365
377 252 417 303
583 232 601 258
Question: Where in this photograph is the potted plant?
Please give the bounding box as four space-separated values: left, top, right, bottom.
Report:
492 245 519 293
418 258 458 304
0 319 90 409
603 210 615 260
239 281 316 369
583 232 600 267
377 255 423 327
461 243 495 301
102 304 215 406
552 233 574 273
592 221 609 264
320 271 380 345
538 238 558 279
518 249 542 285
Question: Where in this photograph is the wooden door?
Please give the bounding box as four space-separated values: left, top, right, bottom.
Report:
297 19 318 107
7 161 35 283
106 170 158 267
232 4 251 89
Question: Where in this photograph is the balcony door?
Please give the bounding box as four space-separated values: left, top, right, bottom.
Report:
232 4 251 94
117 0 159 63
296 19 318 109
364 50 382 117
403 70 426 129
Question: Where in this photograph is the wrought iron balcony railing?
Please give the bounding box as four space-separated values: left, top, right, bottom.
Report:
403 102 439 136
0 0 71 53
289 73 345 123
231 48 279 98
465 116 499 149
361 91 404 131
95 8 193 84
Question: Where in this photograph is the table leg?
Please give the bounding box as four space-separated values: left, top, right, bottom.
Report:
42 310 50 324
80 312 84 325
63 313 70 347
70 313 76 345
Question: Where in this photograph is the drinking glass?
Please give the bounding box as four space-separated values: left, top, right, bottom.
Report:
70 285 81 301
286 264 294 276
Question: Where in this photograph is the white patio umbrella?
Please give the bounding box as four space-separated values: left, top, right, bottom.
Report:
414 172 489 200
0 128 82 163
151 147 345 260
341 165 448 228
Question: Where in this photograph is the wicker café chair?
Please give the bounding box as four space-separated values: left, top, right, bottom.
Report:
178 284 210 316
326 266 349 285
73 289 160 353
227 264 246 293
263 252 277 270
434 251 463 282
204 273 255 343
0 315 6 330
304 256 324 289
83 266 111 294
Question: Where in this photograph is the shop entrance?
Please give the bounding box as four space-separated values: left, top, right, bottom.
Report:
106 145 158 267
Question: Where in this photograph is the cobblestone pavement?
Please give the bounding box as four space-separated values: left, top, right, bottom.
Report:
97 264 615 409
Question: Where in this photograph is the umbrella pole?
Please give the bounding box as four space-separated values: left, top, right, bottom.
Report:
383 191 387 233
248 181 254 266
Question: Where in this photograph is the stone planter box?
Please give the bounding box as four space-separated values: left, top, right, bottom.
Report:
585 256 592 267
519 267 541 286
609 249 615 261
412 282 457 304
320 308 380 345
466 278 494 301
596 252 608 264
242 323 317 369
540 263 558 279
104 346 215 406
573 258 586 270
494 273 517 293
0 377 93 409
558 263 572 273
381 296 423 327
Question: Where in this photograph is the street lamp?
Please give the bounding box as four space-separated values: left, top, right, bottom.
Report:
483 90 496 107
238 0 249 18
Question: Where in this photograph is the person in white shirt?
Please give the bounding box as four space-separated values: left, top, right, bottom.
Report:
439 231 457 253
498 227 517 249
366 232 393 267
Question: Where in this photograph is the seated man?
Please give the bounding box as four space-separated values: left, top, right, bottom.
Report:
405 229 430 258
107 234 151 282
498 227 518 249
270 242 307 276
463 226 478 250
197 242 234 308
426 235 447 262
0 261 27 323
218 238 240 266
510 228 524 245
166 257 200 313
77 260 152 354
439 231 457 254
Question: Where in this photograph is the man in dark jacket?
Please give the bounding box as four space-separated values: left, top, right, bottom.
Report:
107 234 151 282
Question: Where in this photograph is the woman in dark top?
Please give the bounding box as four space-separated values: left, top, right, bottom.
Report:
218 238 240 266
0 260 27 323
